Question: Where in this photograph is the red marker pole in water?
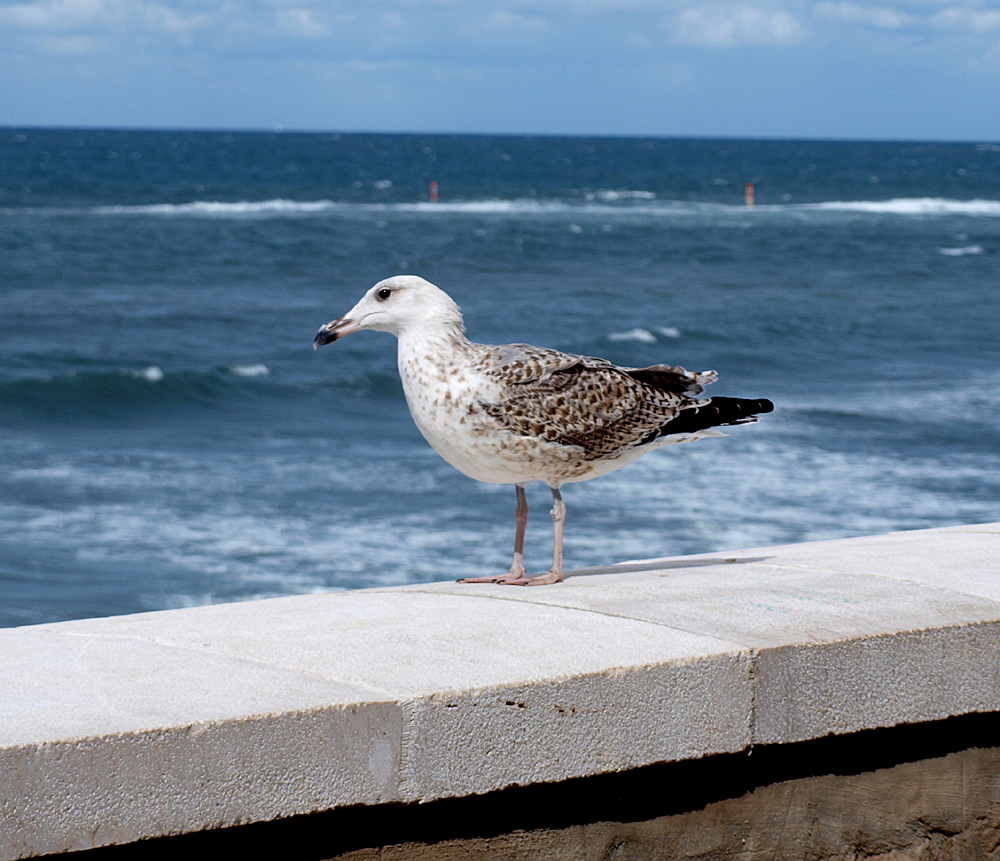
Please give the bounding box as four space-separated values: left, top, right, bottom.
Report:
745 182 755 207
429 180 438 203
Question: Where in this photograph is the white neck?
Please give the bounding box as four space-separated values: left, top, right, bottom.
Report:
397 318 470 359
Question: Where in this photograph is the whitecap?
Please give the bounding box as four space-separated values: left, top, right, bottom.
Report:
657 326 681 338
810 198 1000 216
587 190 657 202
937 245 984 256
80 196 690 220
229 364 270 377
92 198 555 217
132 366 164 382
609 328 657 344
94 199 339 216
26 195 1000 222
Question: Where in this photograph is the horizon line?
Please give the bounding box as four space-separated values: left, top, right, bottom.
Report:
3 123 997 147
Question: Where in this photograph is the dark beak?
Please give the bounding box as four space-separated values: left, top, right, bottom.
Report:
313 316 363 349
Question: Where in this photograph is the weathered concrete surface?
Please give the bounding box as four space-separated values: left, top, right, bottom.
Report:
2 522 999 858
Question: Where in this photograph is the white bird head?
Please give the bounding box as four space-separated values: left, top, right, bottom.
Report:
314 275 464 347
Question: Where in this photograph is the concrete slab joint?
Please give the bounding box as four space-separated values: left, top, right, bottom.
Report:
1 521 999 858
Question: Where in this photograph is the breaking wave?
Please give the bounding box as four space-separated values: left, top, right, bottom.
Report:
808 198 1000 216
937 245 985 256
93 199 341 215
607 327 681 343
6 195 1000 220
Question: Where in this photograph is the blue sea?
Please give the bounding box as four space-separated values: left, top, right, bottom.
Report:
2 129 999 627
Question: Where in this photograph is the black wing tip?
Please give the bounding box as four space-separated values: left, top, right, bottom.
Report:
650 396 774 441
718 397 774 423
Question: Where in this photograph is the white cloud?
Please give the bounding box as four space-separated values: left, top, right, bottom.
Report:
274 7 330 37
931 6 1000 33
0 0 216 35
139 4 214 34
671 4 806 46
483 11 548 32
0 0 105 30
815 1 914 28
460 10 549 37
815 0 1000 34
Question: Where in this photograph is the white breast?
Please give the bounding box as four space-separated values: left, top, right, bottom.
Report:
396 333 583 485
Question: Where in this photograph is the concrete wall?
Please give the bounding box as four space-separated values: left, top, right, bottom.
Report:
58 713 1000 860
3 522 1000 858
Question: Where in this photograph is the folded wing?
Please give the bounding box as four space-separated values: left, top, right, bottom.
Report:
477 345 737 461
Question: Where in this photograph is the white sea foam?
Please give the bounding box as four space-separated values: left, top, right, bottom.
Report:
78 195 702 220
5 380 999 617
229 364 270 377
40 195 997 222
937 245 984 256
88 198 570 217
609 327 657 343
586 190 657 201
95 199 340 215
607 326 680 342
775 370 1000 425
397 199 588 214
131 366 164 382
810 198 1000 216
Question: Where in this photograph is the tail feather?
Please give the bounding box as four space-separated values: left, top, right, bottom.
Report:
645 397 773 444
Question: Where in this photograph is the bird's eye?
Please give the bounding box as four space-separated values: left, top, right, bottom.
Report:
376 288 392 301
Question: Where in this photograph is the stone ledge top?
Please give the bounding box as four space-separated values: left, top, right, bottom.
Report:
3 522 1000 858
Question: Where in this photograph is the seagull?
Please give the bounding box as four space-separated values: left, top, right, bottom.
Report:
315 276 772 586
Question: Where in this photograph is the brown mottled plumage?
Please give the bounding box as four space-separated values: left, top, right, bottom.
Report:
474 345 717 462
315 276 772 586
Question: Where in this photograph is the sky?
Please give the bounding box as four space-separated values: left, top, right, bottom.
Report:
1 0 999 140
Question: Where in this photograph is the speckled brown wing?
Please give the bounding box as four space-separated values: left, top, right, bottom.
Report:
475 344 712 461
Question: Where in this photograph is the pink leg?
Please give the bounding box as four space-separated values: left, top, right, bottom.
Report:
519 486 565 586
458 485 530 584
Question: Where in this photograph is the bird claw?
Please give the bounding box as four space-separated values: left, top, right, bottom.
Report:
458 569 563 587
516 570 564 587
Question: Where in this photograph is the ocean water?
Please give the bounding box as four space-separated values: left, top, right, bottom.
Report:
2 129 999 627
